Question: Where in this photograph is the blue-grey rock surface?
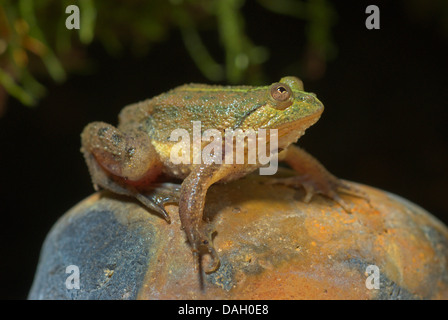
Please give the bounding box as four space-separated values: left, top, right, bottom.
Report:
29 194 156 300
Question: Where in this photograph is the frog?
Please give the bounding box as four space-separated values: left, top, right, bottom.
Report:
80 76 368 273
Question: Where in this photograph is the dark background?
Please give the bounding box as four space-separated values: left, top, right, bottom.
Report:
1 1 447 299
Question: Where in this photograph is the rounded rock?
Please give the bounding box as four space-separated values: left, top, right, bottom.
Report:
29 170 448 299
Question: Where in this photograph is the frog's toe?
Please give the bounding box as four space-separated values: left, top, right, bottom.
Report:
198 240 221 274
134 193 172 223
326 191 354 213
132 182 182 223
147 183 182 207
190 227 220 274
266 175 318 197
203 245 221 274
334 180 372 207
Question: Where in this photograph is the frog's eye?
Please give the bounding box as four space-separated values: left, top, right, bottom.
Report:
269 83 293 110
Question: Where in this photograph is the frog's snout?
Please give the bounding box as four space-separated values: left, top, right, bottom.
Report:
298 93 323 110
304 95 325 118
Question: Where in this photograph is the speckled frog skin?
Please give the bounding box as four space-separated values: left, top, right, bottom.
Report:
81 76 367 272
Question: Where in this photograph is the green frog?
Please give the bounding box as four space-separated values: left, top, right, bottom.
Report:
81 76 367 273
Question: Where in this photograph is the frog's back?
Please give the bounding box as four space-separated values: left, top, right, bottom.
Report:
146 83 268 142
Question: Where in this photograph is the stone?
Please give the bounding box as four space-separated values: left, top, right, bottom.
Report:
28 169 448 299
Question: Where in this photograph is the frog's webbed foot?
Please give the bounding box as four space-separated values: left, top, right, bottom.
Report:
276 145 372 213
133 183 181 223
267 174 371 213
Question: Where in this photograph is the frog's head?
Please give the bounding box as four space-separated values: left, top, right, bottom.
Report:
239 76 324 148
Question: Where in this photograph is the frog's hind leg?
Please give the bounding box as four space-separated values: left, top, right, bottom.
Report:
81 121 174 221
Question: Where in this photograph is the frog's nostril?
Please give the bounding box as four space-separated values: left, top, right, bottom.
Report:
300 95 313 103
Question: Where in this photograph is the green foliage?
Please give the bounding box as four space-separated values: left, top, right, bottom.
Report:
0 0 337 107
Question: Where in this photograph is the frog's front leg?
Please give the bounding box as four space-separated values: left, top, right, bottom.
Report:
81 122 176 221
273 145 370 212
179 163 230 273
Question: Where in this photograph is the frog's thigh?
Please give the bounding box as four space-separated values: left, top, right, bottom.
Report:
81 121 160 181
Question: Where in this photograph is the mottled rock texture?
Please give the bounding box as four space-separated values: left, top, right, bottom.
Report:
29 170 448 299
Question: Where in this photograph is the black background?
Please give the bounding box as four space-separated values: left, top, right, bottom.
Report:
1 1 447 299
